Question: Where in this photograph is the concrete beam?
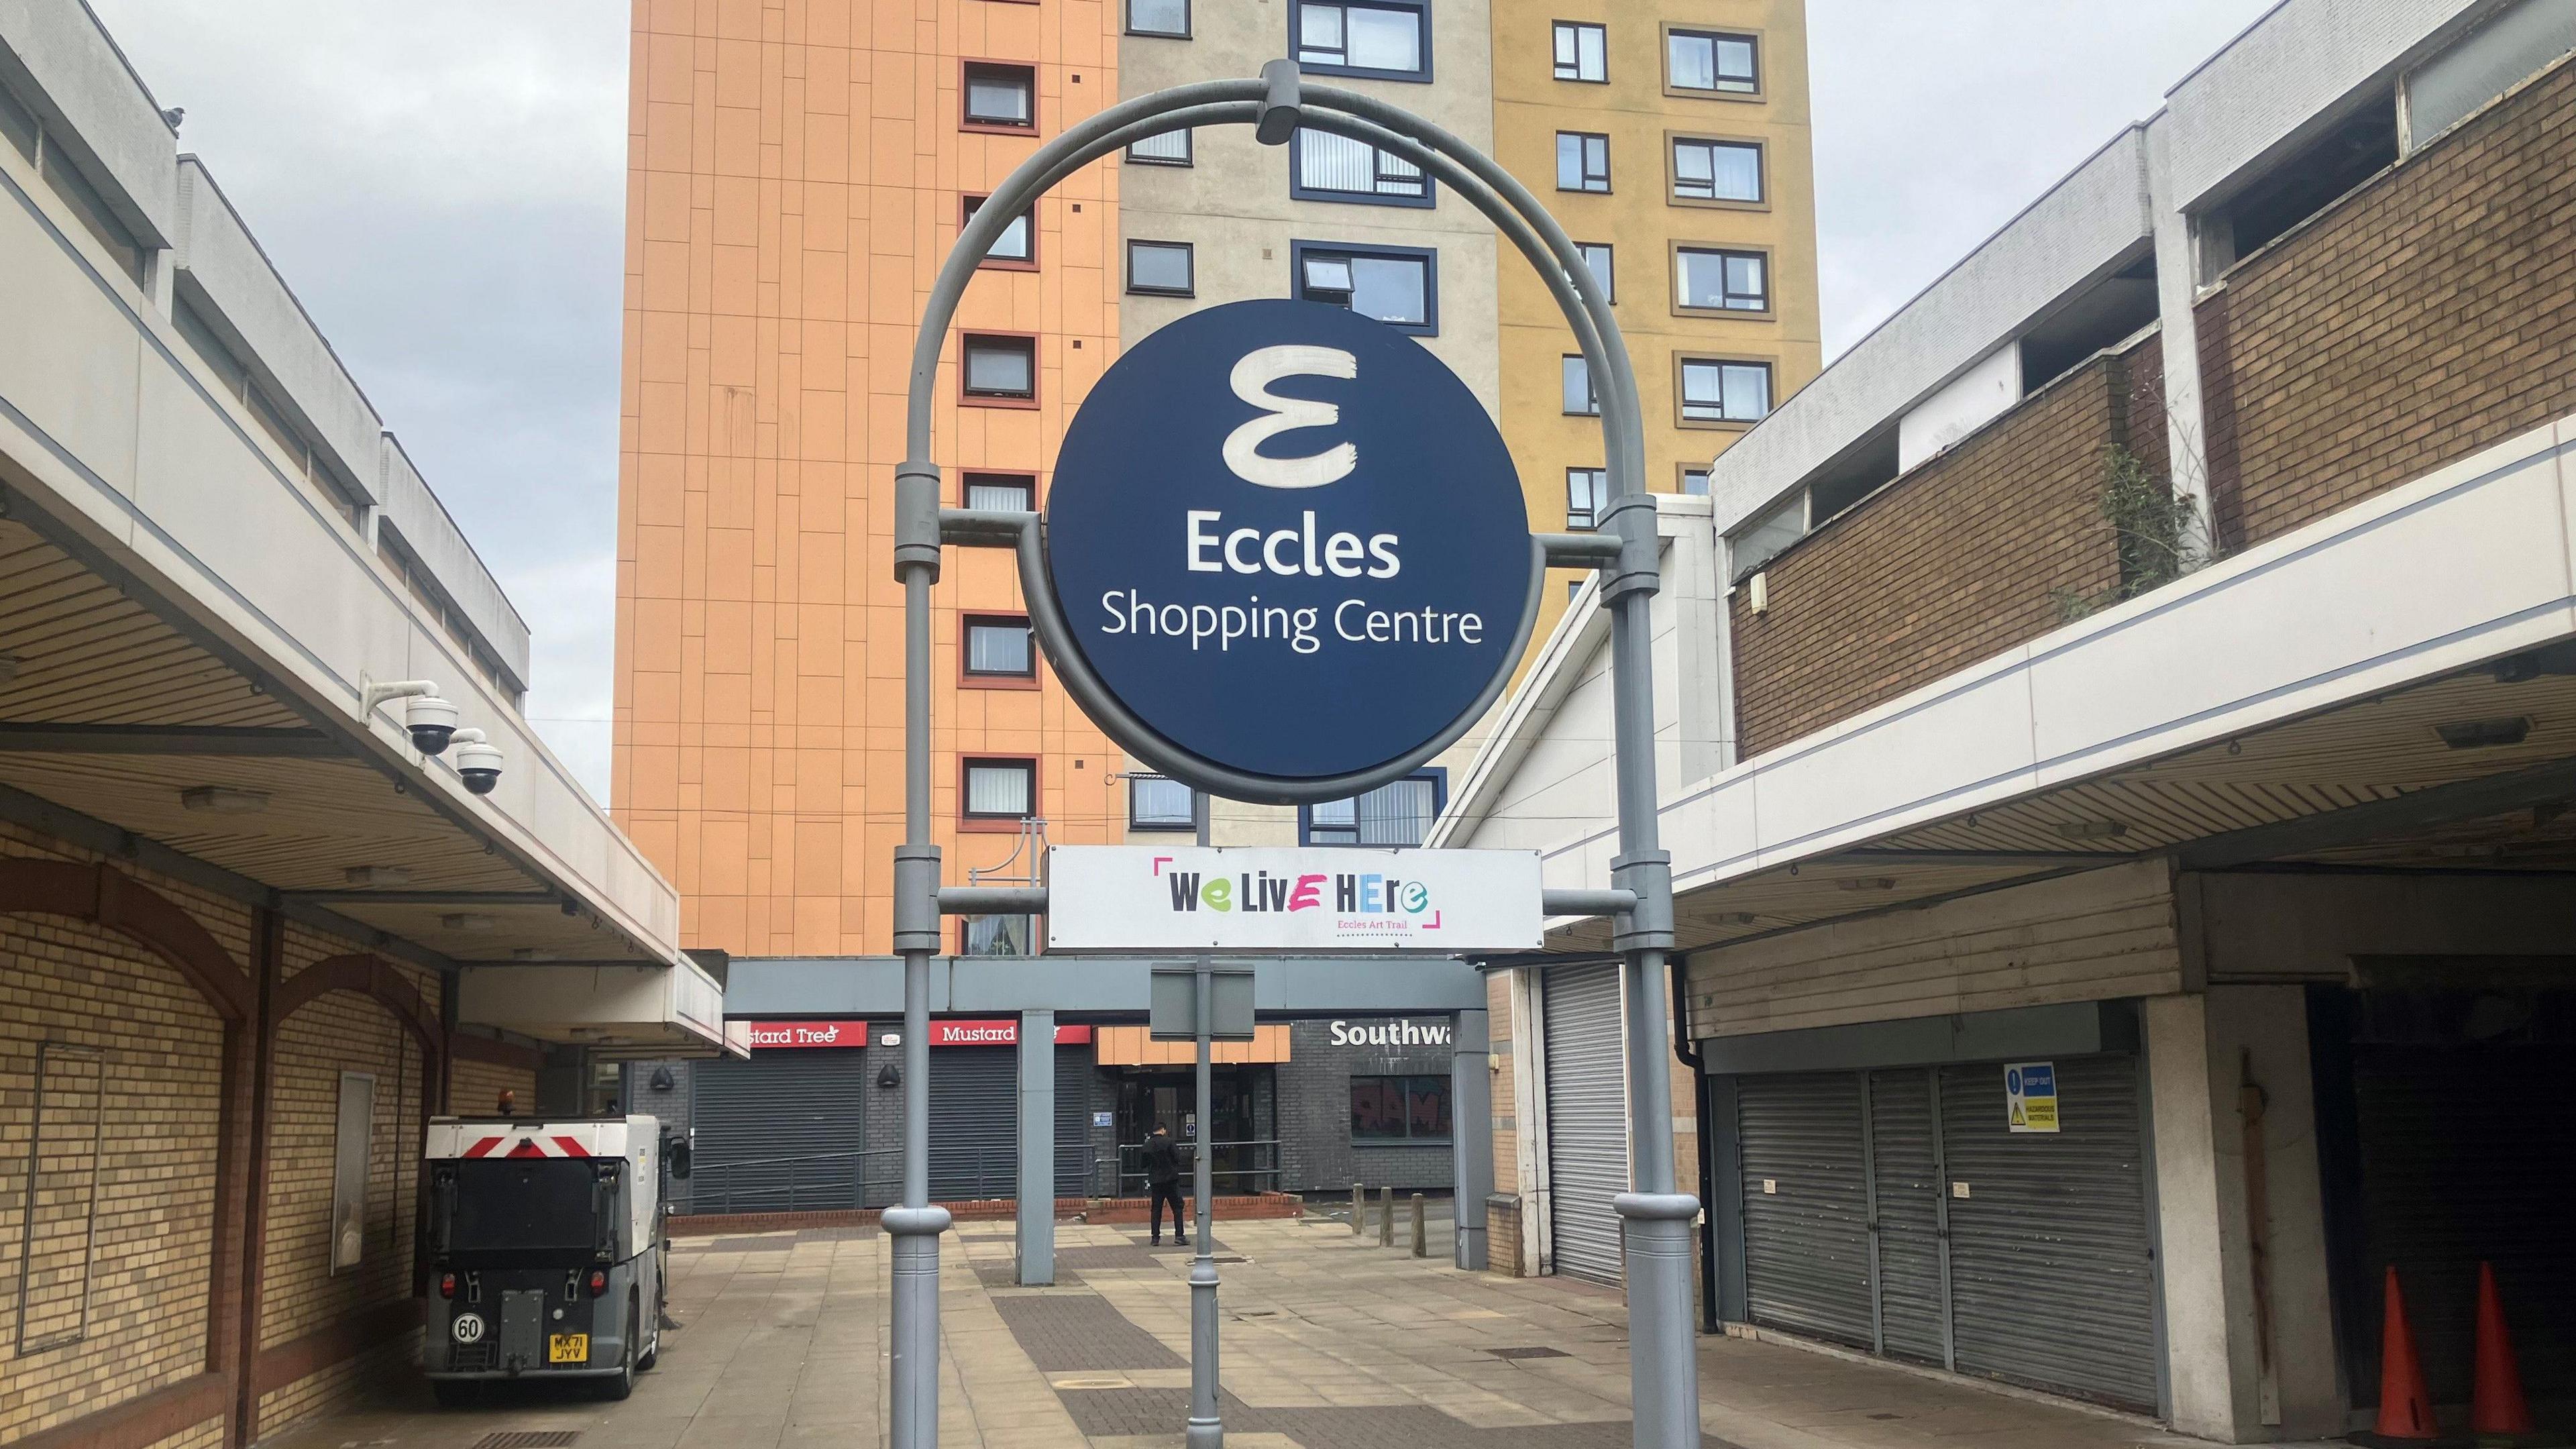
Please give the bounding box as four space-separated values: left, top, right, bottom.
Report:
724 955 1491 1018
0 723 339 756
1016 1008 1055 1286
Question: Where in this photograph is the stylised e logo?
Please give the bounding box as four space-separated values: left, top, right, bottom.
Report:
1221 345 1358 490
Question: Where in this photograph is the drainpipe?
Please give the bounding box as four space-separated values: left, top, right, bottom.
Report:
1668 952 1719 1334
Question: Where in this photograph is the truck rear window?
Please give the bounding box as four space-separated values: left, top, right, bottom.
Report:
443 1159 600 1252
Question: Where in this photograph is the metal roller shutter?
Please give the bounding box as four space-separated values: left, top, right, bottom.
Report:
1543 963 1627 1287
1937 1055 2157 1412
930 1047 1018 1200
690 1050 869 1214
1055 1045 1093 1199
1737 1072 1872 1348
1868 1069 1948 1366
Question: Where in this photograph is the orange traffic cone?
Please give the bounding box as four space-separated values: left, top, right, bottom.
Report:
2376 1267 2441 1442
2471 1262 2536 1437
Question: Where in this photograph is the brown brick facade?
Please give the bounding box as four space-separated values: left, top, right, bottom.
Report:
1729 340 2157 757
2198 56 2576 552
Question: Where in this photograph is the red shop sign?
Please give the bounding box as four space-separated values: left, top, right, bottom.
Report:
928 1020 1095 1047
742 1020 869 1050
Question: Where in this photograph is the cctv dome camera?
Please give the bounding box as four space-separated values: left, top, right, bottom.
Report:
453 737 503 796
405 695 459 755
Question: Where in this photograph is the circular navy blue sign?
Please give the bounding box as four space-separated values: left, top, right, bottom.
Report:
1046 300 1529 784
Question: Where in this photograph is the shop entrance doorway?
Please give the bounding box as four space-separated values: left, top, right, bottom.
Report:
1115 1066 1275 1195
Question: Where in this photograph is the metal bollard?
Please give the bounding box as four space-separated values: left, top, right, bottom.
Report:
1351 1181 1365 1236
1409 1193 1426 1257
1379 1185 1394 1248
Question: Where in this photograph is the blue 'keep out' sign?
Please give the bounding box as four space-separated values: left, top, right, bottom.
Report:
1046 300 1531 785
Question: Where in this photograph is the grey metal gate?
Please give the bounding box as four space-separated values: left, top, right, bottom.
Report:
1868 1069 1949 1367
929 1046 1016 1200
1054 1044 1093 1199
1736 1071 1872 1347
1543 963 1627 1286
690 1049 870 1213
1937 1055 2157 1412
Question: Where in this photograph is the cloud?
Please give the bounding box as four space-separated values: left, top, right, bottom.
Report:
86 0 630 801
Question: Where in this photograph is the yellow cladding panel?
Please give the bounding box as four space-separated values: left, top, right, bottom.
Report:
1489 0 1825 666
1095 1024 1295 1066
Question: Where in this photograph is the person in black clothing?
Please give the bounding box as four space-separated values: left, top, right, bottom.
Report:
1142 1125 1187 1246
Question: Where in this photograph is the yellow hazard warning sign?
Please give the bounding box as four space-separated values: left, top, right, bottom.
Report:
2004 1061 2059 1134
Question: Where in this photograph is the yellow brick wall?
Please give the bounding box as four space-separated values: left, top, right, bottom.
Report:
451 1054 539 1121
255 1332 417 1438
142 1419 228 1449
0 822 236 1444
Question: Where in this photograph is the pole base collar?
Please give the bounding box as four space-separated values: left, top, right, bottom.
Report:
883 1205 954 1237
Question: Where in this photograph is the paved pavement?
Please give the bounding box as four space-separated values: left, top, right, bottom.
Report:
268 1214 2233 1449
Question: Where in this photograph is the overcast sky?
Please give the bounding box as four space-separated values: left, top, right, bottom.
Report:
84 0 2275 805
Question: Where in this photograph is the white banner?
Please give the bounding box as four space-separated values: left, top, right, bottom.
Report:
1046 846 1544 952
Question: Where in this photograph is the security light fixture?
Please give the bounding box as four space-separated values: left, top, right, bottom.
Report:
2436 716 2532 750
344 865 412 887
180 786 269 815
2056 819 2130 841
440 913 497 933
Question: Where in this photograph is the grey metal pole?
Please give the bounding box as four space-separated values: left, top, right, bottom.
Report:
884 540 951 1449
1018 1008 1056 1286
1187 790 1221 1447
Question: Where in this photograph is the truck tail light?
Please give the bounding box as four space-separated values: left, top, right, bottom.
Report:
439 1273 457 1300
586 1269 607 1298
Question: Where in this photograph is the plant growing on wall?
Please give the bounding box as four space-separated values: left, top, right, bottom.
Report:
2055 445 2205 621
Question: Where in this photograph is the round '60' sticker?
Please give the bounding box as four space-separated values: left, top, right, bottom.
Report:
451 1312 486 1344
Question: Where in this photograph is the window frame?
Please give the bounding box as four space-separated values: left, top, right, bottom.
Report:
1555 130 1611 194
961 194 1038 271
960 756 1040 831
1560 354 1599 417
1679 464 1713 496
1552 19 1607 83
1673 354 1777 430
961 471 1037 511
1670 242 1774 319
958 913 1037 957
1291 0 1434 83
1298 769 1448 847
1288 128 1436 209
1349 1073 1454 1144
1126 773 1199 832
1565 467 1609 530
1288 239 1440 337
1126 128 1194 166
1573 241 1615 303
960 60 1038 133
961 612 1039 688
1126 0 1192 38
1661 23 1763 101
1666 131 1767 209
958 331 1041 408
1125 238 1197 297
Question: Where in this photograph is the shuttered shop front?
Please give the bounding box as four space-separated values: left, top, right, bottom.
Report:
929 1047 1018 1199
690 1049 870 1214
1729 1053 2158 1413
1543 963 1626 1286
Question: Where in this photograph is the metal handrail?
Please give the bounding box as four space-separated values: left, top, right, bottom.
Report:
1113 1137 1284 1194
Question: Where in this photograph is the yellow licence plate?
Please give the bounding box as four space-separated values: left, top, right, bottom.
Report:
548 1333 589 1364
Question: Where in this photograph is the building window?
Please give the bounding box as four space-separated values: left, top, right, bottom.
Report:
961 914 1034 957
1566 468 1608 530
1127 239 1195 296
964 614 1036 679
963 758 1036 821
1679 358 1773 425
964 472 1036 511
1128 774 1197 830
1671 136 1763 204
1350 1075 1452 1142
1303 771 1444 846
1574 241 1614 301
1292 243 1437 335
961 333 1037 403
1128 129 1193 166
330 1072 376 1273
1293 0 1429 80
1128 0 1190 38
1561 355 1598 415
1666 27 1759 96
1553 21 1607 82
1291 129 1431 207
1675 246 1768 313
963 62 1036 130
962 195 1035 268
1680 466 1712 496
1556 131 1610 193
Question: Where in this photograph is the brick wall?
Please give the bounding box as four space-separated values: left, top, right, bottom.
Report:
1729 342 2152 757
1276 1020 1455 1195
0 823 237 1444
2198 56 2576 553
453 1053 539 1124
